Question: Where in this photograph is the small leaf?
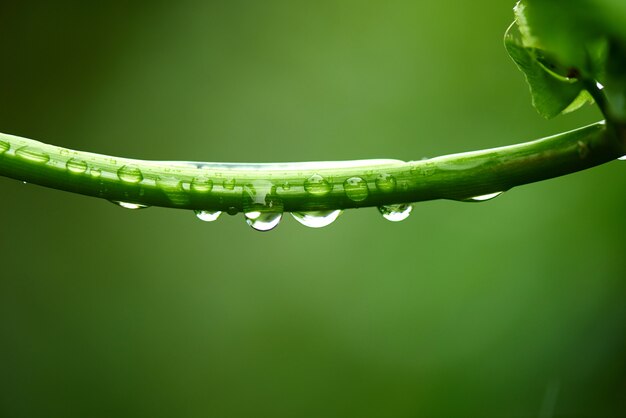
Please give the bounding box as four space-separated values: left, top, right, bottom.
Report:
505 22 592 119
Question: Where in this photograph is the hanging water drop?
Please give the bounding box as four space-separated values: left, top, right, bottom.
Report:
344 177 368 202
465 191 503 202
117 165 143 183
191 176 213 192
195 210 222 222
291 210 342 228
0 139 9 154
243 180 283 231
245 211 283 231
111 201 149 210
375 173 396 193
15 147 50 164
66 158 88 174
304 174 332 196
378 204 413 222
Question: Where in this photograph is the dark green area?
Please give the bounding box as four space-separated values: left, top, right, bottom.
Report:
0 1 625 417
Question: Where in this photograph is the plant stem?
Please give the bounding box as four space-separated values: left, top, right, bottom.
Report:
0 121 624 213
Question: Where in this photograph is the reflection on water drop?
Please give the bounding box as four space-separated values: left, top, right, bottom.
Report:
304 174 331 196
0 139 9 154
378 204 413 222
466 192 503 202
66 158 88 174
243 180 283 231
111 201 149 210
117 165 143 183
618 155 626 161
344 177 368 202
195 210 222 222
15 147 50 163
245 211 283 231
375 173 396 193
191 176 213 192
291 210 342 228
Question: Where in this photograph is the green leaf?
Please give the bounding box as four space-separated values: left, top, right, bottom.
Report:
511 0 626 122
504 22 591 119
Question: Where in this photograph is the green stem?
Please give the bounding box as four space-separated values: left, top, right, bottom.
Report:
0 121 624 213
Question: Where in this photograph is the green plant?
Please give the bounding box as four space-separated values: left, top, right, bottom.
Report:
1 0 625 231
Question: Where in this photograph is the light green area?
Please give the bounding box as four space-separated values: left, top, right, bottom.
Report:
1 1 625 417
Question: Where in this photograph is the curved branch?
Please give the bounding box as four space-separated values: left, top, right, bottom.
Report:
0 121 624 215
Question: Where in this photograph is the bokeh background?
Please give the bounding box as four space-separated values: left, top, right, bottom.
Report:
1 1 625 417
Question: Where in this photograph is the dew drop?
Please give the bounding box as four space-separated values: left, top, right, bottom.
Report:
111 201 149 210
91 168 102 178
245 211 283 231
195 210 222 222
243 180 283 231
465 191 503 202
191 176 213 192
378 204 413 222
618 155 626 161
223 178 236 190
15 146 50 164
304 174 332 196
291 210 342 228
0 139 9 154
66 158 88 174
117 165 143 183
344 177 368 202
375 173 396 193
227 206 238 216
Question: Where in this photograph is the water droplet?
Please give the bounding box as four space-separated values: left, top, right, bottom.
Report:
465 192 503 202
0 139 9 154
410 161 436 177
227 206 238 215
344 177 368 202
195 210 222 222
111 201 149 210
618 155 626 161
291 210 342 228
281 181 291 191
157 177 189 206
117 165 143 183
375 173 396 193
245 211 283 231
191 176 213 192
223 178 236 190
15 147 50 164
66 158 88 174
304 174 331 196
91 168 102 178
378 204 413 222
243 180 283 231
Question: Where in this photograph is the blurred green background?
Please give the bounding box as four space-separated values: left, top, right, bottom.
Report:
1 1 625 417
